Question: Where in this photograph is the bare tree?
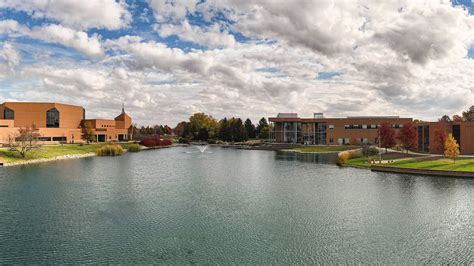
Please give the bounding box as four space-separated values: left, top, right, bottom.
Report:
8 126 41 158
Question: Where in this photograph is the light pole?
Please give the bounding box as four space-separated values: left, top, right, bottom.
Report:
378 126 381 163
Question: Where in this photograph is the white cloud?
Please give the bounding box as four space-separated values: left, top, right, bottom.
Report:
157 20 236 49
0 20 104 58
148 0 199 22
1 1 474 125
0 41 21 68
0 0 131 30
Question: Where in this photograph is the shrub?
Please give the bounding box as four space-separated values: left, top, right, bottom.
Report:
178 137 190 144
142 135 173 147
96 144 124 156
336 149 362 166
362 146 379 157
128 144 141 152
207 138 217 144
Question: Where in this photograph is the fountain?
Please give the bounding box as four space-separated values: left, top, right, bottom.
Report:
196 145 208 153
190 141 209 153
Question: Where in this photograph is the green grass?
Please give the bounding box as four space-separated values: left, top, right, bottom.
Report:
386 158 474 171
291 145 359 153
345 152 422 168
0 142 138 163
346 154 474 172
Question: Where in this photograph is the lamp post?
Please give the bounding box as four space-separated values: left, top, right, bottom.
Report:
378 126 381 163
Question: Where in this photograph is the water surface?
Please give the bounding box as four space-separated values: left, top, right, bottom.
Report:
0 147 472 263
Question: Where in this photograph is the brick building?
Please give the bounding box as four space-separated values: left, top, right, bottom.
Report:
0 102 132 144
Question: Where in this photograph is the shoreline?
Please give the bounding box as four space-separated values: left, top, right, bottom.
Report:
2 153 97 167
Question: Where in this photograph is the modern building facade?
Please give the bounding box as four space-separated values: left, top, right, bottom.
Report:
416 121 474 154
0 102 132 144
269 113 474 154
269 113 412 146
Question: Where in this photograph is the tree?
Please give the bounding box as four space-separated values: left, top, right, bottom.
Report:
244 118 256 139
218 118 231 141
397 122 417 153
174 121 188 136
444 133 460 163
228 118 247 142
256 117 268 139
452 115 463 122
433 121 449 153
189 113 219 140
8 126 41 158
81 121 95 144
438 115 452 123
462 105 474 121
379 122 396 152
259 124 272 140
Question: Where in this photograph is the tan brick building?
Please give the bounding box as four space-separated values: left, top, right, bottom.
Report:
269 113 474 154
0 102 132 144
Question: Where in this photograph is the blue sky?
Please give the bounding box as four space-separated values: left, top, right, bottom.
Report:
0 1 473 125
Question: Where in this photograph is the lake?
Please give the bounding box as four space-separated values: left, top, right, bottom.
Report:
0 146 472 263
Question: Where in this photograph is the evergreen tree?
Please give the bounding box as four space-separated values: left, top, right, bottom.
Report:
256 117 268 139
244 118 256 139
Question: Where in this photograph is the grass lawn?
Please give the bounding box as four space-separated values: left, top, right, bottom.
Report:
345 152 423 168
386 158 474 171
291 145 359 153
0 143 136 163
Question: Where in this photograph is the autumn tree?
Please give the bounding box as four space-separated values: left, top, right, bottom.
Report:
444 133 460 163
8 126 41 158
81 121 95 144
379 122 396 152
397 122 418 153
433 119 450 153
189 113 219 140
462 105 474 121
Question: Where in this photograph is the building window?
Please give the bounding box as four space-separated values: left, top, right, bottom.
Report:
39 137 52 141
328 125 334 129
329 138 334 143
46 108 60 128
362 125 367 129
52 137 66 141
4 107 14 120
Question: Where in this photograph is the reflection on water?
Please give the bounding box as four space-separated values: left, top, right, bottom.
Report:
275 151 338 164
0 146 472 264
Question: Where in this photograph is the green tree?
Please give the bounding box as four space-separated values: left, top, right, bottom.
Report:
462 105 474 121
259 124 272 140
244 118 256 139
218 118 230 141
256 117 268 139
228 118 247 142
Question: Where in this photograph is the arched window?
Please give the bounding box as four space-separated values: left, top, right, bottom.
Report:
46 108 60 128
4 107 14 120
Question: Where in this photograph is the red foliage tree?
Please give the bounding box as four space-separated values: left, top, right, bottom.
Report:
378 122 396 152
397 122 418 153
433 122 449 153
142 135 173 147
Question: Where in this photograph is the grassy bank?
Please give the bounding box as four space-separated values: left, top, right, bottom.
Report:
290 145 359 153
346 152 422 168
0 143 136 164
346 153 474 172
385 158 474 171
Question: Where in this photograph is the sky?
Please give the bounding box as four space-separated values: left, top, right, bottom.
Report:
0 0 473 126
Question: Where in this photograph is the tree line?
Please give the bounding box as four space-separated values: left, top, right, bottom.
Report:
173 113 272 143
